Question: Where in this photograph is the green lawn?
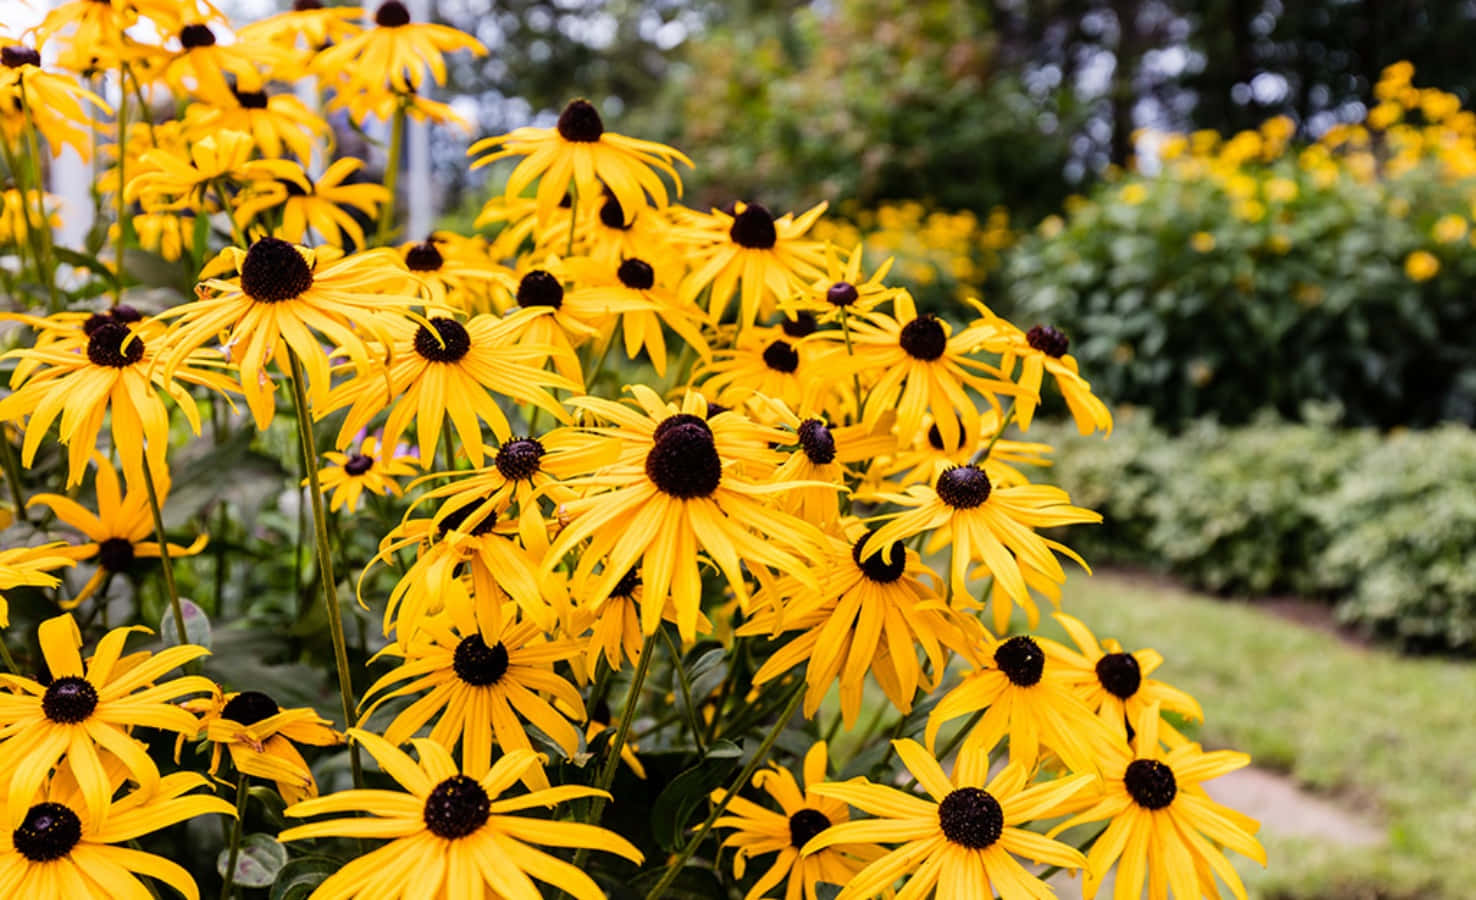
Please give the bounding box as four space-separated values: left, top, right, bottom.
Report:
1045 572 1476 900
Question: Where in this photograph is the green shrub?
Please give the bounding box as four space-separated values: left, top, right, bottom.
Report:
1032 414 1476 650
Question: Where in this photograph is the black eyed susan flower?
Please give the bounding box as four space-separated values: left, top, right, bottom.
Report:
972 305 1113 436
564 190 675 265
744 520 980 727
786 241 904 322
234 159 390 251
366 506 560 645
760 400 896 526
677 201 828 328
281 731 643 899
360 598 583 789
562 254 712 378
322 310 574 471
1052 613 1204 747
0 315 237 487
397 233 509 310
0 767 233 898
28 457 208 607
697 322 845 422
236 0 364 70
1051 703 1266 900
807 739 1094 899
926 631 1113 775
311 0 486 96
0 614 212 826
328 84 476 138
162 22 282 106
712 741 884 900
570 566 710 671
545 387 826 641
184 86 329 162
0 544 77 628
489 262 605 387
182 689 342 805
862 464 1101 630
838 291 1021 453
0 45 110 162
313 435 419 514
125 129 307 214
159 237 421 429
471 97 691 228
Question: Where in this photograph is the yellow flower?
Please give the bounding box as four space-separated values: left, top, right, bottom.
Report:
971 307 1113 436
1118 183 1148 205
234 158 389 250
183 86 328 162
361 596 583 788
311 435 419 514
1190 231 1215 253
1051 703 1266 900
28 456 207 607
281 730 644 899
784 241 905 322
0 614 212 827
310 0 485 96
0 312 238 487
561 253 711 378
676 201 828 327
1405 249 1440 282
181 690 342 806
712 741 885 900
471 97 690 228
162 22 282 105
0 45 110 161
807 739 1094 899
0 543 77 628
1052 613 1203 745
1432 214 1468 244
125 129 306 213
0 767 232 899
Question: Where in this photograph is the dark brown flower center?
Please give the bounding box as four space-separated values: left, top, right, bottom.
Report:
788 808 831 849
240 237 313 302
826 281 859 307
938 787 1003 849
179 24 217 48
1 46 40 68
13 803 82 862
1026 324 1069 358
761 340 799 374
1124 759 1177 810
610 567 640 598
405 241 444 272
86 323 144 368
556 99 604 142
898 314 948 361
83 305 141 336
796 419 836 465
993 636 1045 687
599 195 630 229
437 501 497 537
42 676 98 723
617 258 655 290
645 417 722 499
934 465 990 509
293 0 323 10
494 437 544 481
222 690 280 726
344 454 374 476
413 317 471 363
422 775 490 839
452 635 510 686
780 311 817 338
1095 652 1142 699
97 537 136 573
516 270 563 309
232 88 268 109
851 531 905 584
374 1 410 27
729 203 777 249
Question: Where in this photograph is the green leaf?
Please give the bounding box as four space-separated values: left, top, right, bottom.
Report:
159 599 211 649
51 247 119 292
650 739 741 852
270 857 341 900
217 833 287 888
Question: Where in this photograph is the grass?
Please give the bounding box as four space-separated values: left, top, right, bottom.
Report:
1045 572 1476 900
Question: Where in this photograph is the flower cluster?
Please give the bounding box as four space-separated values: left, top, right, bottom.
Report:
0 3 1264 898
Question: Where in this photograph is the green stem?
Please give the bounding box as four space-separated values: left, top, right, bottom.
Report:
0 126 51 307
18 93 60 312
660 628 706 754
838 306 865 422
643 682 805 900
440 417 456 476
139 457 188 648
375 102 406 246
582 333 615 393
113 76 127 307
213 181 247 247
286 348 364 789
704 636 744 744
0 636 19 675
218 773 249 900
0 431 30 525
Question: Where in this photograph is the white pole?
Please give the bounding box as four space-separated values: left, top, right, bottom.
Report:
405 0 433 240
49 146 92 253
